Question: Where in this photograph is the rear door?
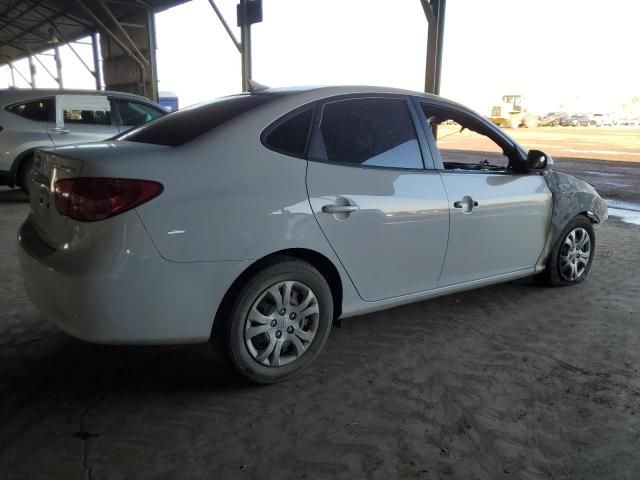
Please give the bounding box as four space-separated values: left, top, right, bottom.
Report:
416 99 552 287
306 95 450 302
47 94 118 146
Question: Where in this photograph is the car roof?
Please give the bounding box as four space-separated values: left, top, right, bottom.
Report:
262 84 440 100
253 85 472 114
0 88 159 106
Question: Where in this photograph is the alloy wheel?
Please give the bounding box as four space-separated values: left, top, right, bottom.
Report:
244 281 320 367
559 227 591 281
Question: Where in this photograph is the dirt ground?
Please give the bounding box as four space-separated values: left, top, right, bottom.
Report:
1 147 640 479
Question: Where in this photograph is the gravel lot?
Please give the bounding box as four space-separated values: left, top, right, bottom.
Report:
1 153 639 479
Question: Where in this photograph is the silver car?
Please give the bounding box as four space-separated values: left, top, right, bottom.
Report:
18 86 608 384
0 88 166 192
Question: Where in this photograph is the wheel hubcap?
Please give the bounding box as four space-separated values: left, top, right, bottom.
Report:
559 227 591 281
244 281 320 367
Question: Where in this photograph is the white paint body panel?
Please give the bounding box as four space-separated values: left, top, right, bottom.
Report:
16 86 568 344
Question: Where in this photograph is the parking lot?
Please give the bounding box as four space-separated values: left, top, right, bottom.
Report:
2 140 640 478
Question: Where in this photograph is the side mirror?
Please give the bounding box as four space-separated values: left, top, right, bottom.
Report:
526 149 552 170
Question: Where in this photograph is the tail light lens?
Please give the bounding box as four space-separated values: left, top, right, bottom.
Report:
54 178 163 222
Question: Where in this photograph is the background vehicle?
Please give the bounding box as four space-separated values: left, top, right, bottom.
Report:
539 112 569 126
590 113 616 126
487 94 539 128
561 114 591 127
619 116 640 126
18 86 607 384
0 89 167 192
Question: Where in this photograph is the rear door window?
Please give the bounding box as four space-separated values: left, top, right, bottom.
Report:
316 97 424 169
114 98 165 128
119 94 277 147
262 107 313 157
7 98 54 122
63 108 112 125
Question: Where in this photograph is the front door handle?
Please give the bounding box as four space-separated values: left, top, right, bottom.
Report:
321 204 360 214
49 127 70 134
453 196 478 213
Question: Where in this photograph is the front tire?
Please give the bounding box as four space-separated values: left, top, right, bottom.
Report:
541 216 595 286
218 257 333 384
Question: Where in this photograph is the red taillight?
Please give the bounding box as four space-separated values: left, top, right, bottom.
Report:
54 178 163 222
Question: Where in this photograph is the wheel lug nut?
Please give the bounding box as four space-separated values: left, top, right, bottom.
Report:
279 308 286 315
275 330 282 338
287 326 294 334
289 312 296 320
270 320 277 327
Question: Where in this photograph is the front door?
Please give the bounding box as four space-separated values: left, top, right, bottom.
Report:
416 100 552 287
306 96 450 302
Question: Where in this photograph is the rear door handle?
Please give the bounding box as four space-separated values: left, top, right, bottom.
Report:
48 127 70 134
322 205 360 214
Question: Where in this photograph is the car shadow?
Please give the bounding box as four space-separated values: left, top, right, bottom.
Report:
0 188 28 203
1 330 247 410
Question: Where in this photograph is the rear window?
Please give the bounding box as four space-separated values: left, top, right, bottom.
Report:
7 97 54 122
118 94 277 147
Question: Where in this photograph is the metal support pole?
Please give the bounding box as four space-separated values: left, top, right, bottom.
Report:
239 0 252 91
28 55 36 88
54 45 63 88
433 0 446 96
10 63 15 87
424 0 439 94
147 8 159 102
91 32 102 90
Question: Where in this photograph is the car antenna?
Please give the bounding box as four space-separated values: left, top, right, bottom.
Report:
247 79 270 92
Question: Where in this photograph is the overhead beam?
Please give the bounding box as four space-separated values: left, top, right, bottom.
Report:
76 0 148 95
99 0 150 68
207 0 241 52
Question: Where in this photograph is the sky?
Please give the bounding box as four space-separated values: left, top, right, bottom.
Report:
1 0 639 114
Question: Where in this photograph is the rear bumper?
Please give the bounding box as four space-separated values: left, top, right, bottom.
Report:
18 213 247 344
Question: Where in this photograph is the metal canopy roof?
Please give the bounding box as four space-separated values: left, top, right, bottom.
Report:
0 0 188 67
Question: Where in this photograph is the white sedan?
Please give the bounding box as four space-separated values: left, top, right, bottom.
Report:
18 86 608 384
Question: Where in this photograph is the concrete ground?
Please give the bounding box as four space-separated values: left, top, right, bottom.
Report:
1 156 640 479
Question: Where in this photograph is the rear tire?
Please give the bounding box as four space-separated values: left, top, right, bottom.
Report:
17 155 34 195
216 256 334 385
508 116 520 129
539 216 595 286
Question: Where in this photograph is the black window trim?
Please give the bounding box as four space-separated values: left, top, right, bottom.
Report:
412 96 532 176
5 96 55 123
259 101 317 160
306 93 434 172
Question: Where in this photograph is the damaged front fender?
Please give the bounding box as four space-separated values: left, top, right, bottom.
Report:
537 170 608 269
